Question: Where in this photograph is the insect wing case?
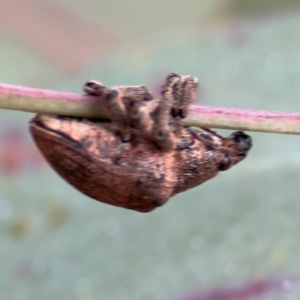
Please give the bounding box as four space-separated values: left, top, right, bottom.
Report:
30 114 175 212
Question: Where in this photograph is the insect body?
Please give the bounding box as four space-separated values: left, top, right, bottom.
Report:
30 73 252 212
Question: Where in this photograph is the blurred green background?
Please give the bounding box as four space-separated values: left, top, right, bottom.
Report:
1 1 300 299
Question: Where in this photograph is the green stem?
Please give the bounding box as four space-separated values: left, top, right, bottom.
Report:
1 82 300 135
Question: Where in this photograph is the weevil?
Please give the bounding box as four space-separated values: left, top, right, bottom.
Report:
30 73 252 212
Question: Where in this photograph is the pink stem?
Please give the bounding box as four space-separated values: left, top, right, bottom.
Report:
1 82 300 135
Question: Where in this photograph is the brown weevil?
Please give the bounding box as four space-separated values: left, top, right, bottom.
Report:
30 73 252 212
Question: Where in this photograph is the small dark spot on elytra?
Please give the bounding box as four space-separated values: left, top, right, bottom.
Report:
137 178 145 185
202 134 213 141
132 108 139 116
113 156 121 165
219 155 231 171
135 150 144 158
158 131 163 137
80 136 93 148
205 144 215 152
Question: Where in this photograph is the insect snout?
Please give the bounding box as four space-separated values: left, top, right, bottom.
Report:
232 131 253 151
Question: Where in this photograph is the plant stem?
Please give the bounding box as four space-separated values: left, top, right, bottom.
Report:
1 82 300 135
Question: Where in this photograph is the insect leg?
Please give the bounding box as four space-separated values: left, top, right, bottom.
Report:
171 75 199 119
84 81 155 142
151 73 181 150
83 80 106 96
105 89 132 142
